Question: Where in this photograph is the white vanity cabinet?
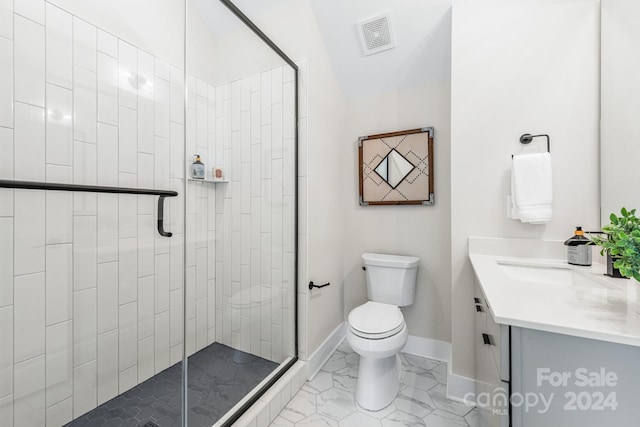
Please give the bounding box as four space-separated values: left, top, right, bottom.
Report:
474 282 509 427
510 327 640 427
469 243 640 427
474 278 640 427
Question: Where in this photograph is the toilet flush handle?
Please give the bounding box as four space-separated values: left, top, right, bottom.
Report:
362 266 366 271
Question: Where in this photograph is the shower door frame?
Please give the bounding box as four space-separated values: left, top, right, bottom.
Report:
182 1 299 425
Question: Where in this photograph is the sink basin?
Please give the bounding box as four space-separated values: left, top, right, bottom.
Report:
497 262 616 290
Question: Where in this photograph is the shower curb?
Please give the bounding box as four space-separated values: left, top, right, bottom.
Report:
214 360 308 427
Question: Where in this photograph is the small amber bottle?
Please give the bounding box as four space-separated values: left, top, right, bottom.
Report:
564 226 592 266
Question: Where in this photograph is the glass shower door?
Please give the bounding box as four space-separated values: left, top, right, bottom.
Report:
0 1 187 425
0 0 297 425
184 0 298 425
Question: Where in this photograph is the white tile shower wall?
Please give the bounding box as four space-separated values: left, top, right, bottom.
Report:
1 4 302 425
183 70 217 359
0 3 198 425
211 65 297 364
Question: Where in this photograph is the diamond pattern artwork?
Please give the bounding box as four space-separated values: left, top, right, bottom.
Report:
373 148 416 189
359 128 434 205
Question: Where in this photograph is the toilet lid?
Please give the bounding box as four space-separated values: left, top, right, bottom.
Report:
348 302 404 339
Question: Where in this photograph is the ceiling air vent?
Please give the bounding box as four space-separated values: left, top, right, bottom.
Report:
357 13 396 56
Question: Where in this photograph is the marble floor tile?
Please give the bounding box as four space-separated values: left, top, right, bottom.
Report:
430 363 448 384
279 389 317 423
316 388 356 421
331 366 357 393
335 341 352 355
427 384 474 417
394 386 436 418
401 369 439 392
339 411 382 427
344 353 359 369
296 413 338 427
321 352 347 373
272 415 295 427
464 408 481 427
382 410 426 427
304 371 334 394
355 401 396 420
271 340 475 427
423 409 470 427
403 354 441 371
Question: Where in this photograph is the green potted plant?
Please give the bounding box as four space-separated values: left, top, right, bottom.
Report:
590 207 640 281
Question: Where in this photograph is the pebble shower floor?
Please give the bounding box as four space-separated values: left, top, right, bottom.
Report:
66 343 277 427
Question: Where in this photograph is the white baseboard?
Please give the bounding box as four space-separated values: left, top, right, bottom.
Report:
306 322 346 380
399 335 476 403
446 368 477 404
401 335 451 362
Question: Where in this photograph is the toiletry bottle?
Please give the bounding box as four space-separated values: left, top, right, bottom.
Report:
564 226 592 266
192 155 205 179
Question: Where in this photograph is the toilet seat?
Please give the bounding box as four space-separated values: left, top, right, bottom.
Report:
348 301 405 340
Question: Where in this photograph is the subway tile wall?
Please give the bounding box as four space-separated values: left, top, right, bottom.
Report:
0 2 196 425
208 66 296 363
0 1 301 426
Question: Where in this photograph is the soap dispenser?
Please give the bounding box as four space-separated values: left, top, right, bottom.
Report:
564 226 592 266
192 155 205 179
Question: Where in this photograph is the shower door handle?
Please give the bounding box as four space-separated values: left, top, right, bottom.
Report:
157 196 173 237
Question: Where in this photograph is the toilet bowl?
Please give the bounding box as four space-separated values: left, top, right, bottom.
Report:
346 302 409 410
346 253 419 411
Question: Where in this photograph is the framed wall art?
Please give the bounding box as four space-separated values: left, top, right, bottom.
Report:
358 127 434 206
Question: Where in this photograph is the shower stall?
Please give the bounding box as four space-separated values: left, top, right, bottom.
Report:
0 0 298 425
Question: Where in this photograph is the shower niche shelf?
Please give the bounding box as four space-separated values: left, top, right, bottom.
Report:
188 178 229 183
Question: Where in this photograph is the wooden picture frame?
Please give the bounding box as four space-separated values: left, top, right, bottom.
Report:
358 127 434 206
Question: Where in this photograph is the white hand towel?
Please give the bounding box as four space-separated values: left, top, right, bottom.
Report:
510 169 520 219
511 152 552 224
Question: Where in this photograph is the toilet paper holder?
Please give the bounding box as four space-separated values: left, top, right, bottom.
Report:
308 281 330 290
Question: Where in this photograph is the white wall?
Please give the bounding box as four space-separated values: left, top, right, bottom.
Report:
342 81 452 343
450 0 601 379
601 0 640 220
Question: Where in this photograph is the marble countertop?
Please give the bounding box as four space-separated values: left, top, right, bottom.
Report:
469 251 640 347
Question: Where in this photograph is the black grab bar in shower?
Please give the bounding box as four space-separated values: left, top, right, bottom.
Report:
0 179 178 237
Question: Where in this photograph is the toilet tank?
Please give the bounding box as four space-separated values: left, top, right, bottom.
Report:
362 253 420 307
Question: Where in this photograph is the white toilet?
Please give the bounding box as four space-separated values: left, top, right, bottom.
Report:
346 252 420 411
